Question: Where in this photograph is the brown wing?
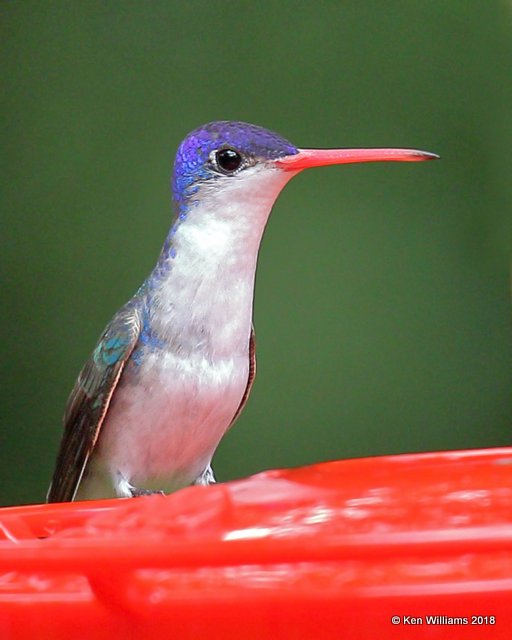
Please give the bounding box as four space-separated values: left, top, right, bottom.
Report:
47 304 141 503
229 326 256 428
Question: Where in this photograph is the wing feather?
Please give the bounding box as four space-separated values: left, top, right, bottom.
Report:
47 304 141 503
229 326 256 428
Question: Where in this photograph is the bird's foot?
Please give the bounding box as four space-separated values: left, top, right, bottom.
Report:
194 465 216 486
129 487 165 498
116 474 165 498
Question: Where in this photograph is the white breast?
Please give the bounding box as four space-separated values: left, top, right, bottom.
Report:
87 349 249 495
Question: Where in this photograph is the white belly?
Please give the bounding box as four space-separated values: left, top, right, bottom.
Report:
77 351 249 499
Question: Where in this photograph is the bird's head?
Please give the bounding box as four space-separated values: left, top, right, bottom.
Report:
172 120 437 222
172 121 298 214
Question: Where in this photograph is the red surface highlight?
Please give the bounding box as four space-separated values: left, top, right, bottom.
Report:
0 448 511 639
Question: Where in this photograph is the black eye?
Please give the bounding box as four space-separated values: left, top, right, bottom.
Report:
215 148 243 174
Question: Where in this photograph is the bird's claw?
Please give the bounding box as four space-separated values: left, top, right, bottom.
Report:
129 487 165 497
194 465 216 486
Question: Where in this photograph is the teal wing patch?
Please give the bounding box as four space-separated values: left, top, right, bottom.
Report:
47 304 141 503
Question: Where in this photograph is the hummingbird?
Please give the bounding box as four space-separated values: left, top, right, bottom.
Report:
47 121 437 502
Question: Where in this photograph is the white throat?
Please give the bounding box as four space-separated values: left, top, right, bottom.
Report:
149 166 297 359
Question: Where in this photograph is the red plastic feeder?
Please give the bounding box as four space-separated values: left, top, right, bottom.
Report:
0 448 511 639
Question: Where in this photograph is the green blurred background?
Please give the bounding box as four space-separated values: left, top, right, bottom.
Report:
2 1 511 506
